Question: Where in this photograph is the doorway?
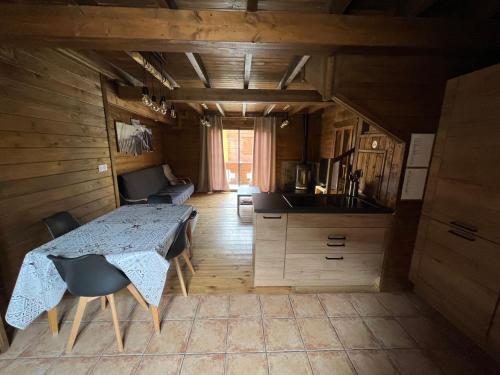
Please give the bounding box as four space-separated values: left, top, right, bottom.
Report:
223 129 254 190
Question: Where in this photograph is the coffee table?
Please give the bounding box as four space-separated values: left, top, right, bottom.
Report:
237 185 261 216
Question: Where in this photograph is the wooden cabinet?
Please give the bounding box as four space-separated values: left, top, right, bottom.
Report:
410 64 500 358
253 212 392 288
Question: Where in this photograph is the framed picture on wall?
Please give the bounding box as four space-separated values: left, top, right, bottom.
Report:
115 121 153 155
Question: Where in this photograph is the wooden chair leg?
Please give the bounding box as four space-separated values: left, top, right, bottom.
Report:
66 297 88 353
174 257 187 297
150 305 160 334
107 294 124 352
127 284 148 311
101 296 107 311
181 250 196 275
47 307 58 336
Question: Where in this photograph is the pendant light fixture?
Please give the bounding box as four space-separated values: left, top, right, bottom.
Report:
280 113 290 128
169 104 177 119
159 58 168 115
141 56 152 106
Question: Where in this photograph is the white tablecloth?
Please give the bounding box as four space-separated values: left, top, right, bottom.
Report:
6 204 192 329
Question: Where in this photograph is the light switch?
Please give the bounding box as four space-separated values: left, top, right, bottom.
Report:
98 164 108 173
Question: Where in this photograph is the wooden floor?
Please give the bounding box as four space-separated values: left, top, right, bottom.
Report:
163 192 290 295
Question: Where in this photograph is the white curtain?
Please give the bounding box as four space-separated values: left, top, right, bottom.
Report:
198 115 229 192
252 117 276 192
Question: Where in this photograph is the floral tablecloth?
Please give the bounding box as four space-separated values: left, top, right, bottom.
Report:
6 204 192 329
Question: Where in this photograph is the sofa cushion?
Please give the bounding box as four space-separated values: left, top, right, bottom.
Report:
158 183 195 205
118 166 169 200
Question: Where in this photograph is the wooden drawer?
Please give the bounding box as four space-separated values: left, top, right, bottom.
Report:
287 213 391 228
255 213 287 241
254 240 285 285
424 219 500 292
285 253 382 286
286 227 386 254
423 178 500 245
417 252 497 340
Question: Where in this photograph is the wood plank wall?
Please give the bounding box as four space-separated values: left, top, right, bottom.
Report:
0 48 116 311
356 124 404 208
319 106 358 159
103 85 169 176
163 111 201 188
276 113 321 191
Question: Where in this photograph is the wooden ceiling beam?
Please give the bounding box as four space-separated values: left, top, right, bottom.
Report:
126 51 174 90
1 5 497 54
215 103 225 116
148 52 180 88
118 87 325 104
263 104 276 116
185 52 210 88
277 55 310 90
187 102 203 115
56 49 141 86
289 104 309 116
328 0 353 14
244 54 252 89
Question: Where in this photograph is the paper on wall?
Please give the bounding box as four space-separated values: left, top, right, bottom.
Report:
407 133 435 167
401 168 428 200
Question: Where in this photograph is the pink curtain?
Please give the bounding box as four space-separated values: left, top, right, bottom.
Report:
252 117 276 192
207 115 229 191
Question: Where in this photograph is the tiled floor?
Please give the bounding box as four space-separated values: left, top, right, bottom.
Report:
1 292 498 374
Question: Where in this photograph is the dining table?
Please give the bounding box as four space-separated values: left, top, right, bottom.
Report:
5 203 193 334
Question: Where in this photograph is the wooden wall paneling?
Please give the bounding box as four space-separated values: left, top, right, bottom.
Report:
100 74 120 207
163 111 201 187
0 48 117 312
107 109 168 175
275 113 321 191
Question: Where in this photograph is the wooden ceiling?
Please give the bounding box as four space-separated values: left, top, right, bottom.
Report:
1 0 498 117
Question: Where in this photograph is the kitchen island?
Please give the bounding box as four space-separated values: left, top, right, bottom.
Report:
252 193 393 290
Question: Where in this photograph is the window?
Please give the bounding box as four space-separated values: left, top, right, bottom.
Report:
223 129 254 190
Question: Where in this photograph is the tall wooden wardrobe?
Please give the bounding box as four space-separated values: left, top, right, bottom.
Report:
409 63 500 358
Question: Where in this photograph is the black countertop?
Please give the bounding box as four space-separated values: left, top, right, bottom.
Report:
252 193 393 214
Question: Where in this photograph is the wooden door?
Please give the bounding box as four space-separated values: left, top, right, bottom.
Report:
356 149 386 200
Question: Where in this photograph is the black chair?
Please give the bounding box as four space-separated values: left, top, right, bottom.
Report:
147 194 173 204
47 254 149 353
165 218 195 297
43 212 81 239
186 209 198 258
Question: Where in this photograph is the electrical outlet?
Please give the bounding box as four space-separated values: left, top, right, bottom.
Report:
98 164 108 173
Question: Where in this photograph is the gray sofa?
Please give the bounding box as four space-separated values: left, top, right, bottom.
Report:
118 165 194 205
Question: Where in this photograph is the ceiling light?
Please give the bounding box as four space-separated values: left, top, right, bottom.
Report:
151 95 160 111
141 87 151 106
169 104 177 119
280 118 289 128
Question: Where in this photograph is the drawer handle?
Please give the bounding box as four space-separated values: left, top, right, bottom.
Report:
327 242 345 247
450 221 477 233
325 256 344 260
448 229 476 242
328 235 346 240
262 216 281 219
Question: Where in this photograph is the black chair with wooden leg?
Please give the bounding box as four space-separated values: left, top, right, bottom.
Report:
47 254 149 353
165 218 195 297
147 194 173 204
43 211 81 239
